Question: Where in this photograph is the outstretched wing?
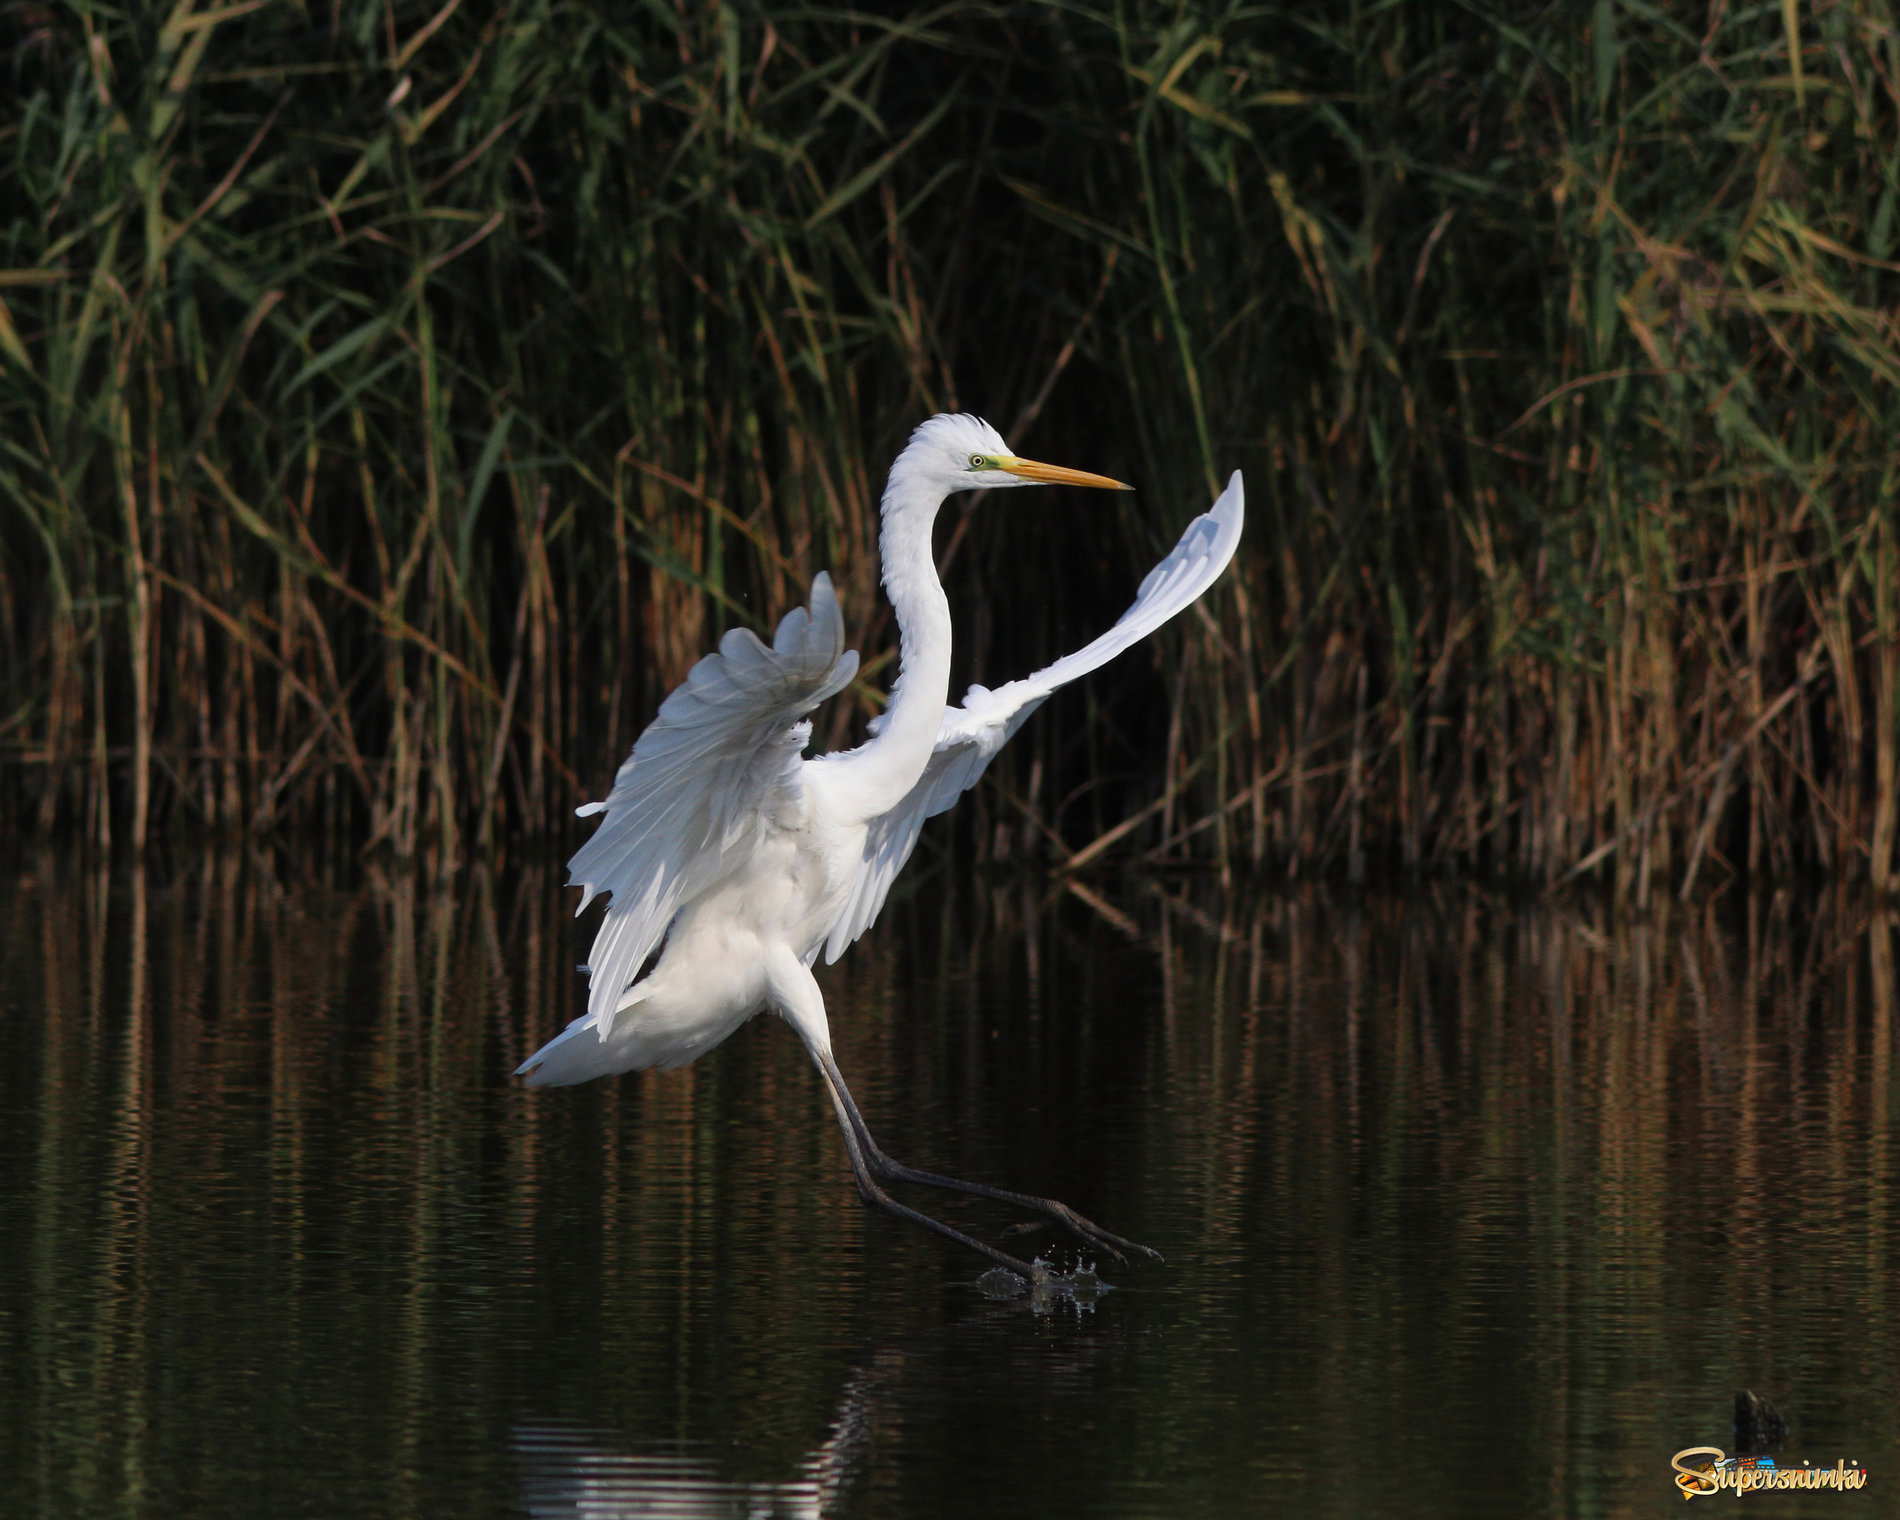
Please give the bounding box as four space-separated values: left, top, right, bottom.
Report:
570 573 858 1030
822 470 1244 963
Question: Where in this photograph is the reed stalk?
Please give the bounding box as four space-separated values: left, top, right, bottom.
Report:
0 0 1894 896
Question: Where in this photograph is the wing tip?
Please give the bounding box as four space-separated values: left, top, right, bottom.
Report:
1215 469 1244 524
1203 469 1245 561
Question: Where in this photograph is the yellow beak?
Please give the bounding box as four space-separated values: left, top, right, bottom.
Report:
997 456 1134 491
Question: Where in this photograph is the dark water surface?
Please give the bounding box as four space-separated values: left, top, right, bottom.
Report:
2 852 1895 1518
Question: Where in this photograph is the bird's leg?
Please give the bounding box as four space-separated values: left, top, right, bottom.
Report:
816 1067 1046 1284
812 1045 1162 1267
769 948 1145 1278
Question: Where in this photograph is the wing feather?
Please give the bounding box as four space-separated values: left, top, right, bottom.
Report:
571 572 857 1029
822 471 1243 961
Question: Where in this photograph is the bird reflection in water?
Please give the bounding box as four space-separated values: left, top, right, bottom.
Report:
512 1261 1116 1519
514 1354 902 1519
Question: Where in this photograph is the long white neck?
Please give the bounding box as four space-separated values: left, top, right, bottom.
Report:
833 457 955 823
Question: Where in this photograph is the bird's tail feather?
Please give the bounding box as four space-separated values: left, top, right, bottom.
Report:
516 986 650 1087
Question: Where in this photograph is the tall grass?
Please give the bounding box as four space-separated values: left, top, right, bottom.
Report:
1 0 1896 898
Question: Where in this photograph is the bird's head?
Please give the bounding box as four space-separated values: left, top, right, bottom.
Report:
896 413 1133 494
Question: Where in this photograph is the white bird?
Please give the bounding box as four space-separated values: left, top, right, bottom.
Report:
519 413 1244 1281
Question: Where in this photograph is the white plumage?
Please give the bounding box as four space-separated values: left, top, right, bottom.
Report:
519 413 1242 1279
815 470 1243 965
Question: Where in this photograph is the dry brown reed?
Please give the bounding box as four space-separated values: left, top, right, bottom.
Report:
1 2 1895 899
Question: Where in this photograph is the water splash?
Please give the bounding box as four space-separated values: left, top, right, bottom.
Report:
977 1258 1115 1313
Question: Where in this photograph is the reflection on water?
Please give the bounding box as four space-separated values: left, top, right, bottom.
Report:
0 849 1895 1518
517 1353 900 1519
514 1428 839 1519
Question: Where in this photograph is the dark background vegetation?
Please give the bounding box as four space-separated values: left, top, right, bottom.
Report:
1 0 1895 901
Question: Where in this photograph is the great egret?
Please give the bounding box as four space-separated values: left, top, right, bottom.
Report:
519 413 1244 1281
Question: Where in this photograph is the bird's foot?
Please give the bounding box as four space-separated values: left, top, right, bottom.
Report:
999 1201 1163 1266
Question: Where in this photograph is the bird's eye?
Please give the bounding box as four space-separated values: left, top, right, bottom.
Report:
969 454 987 469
